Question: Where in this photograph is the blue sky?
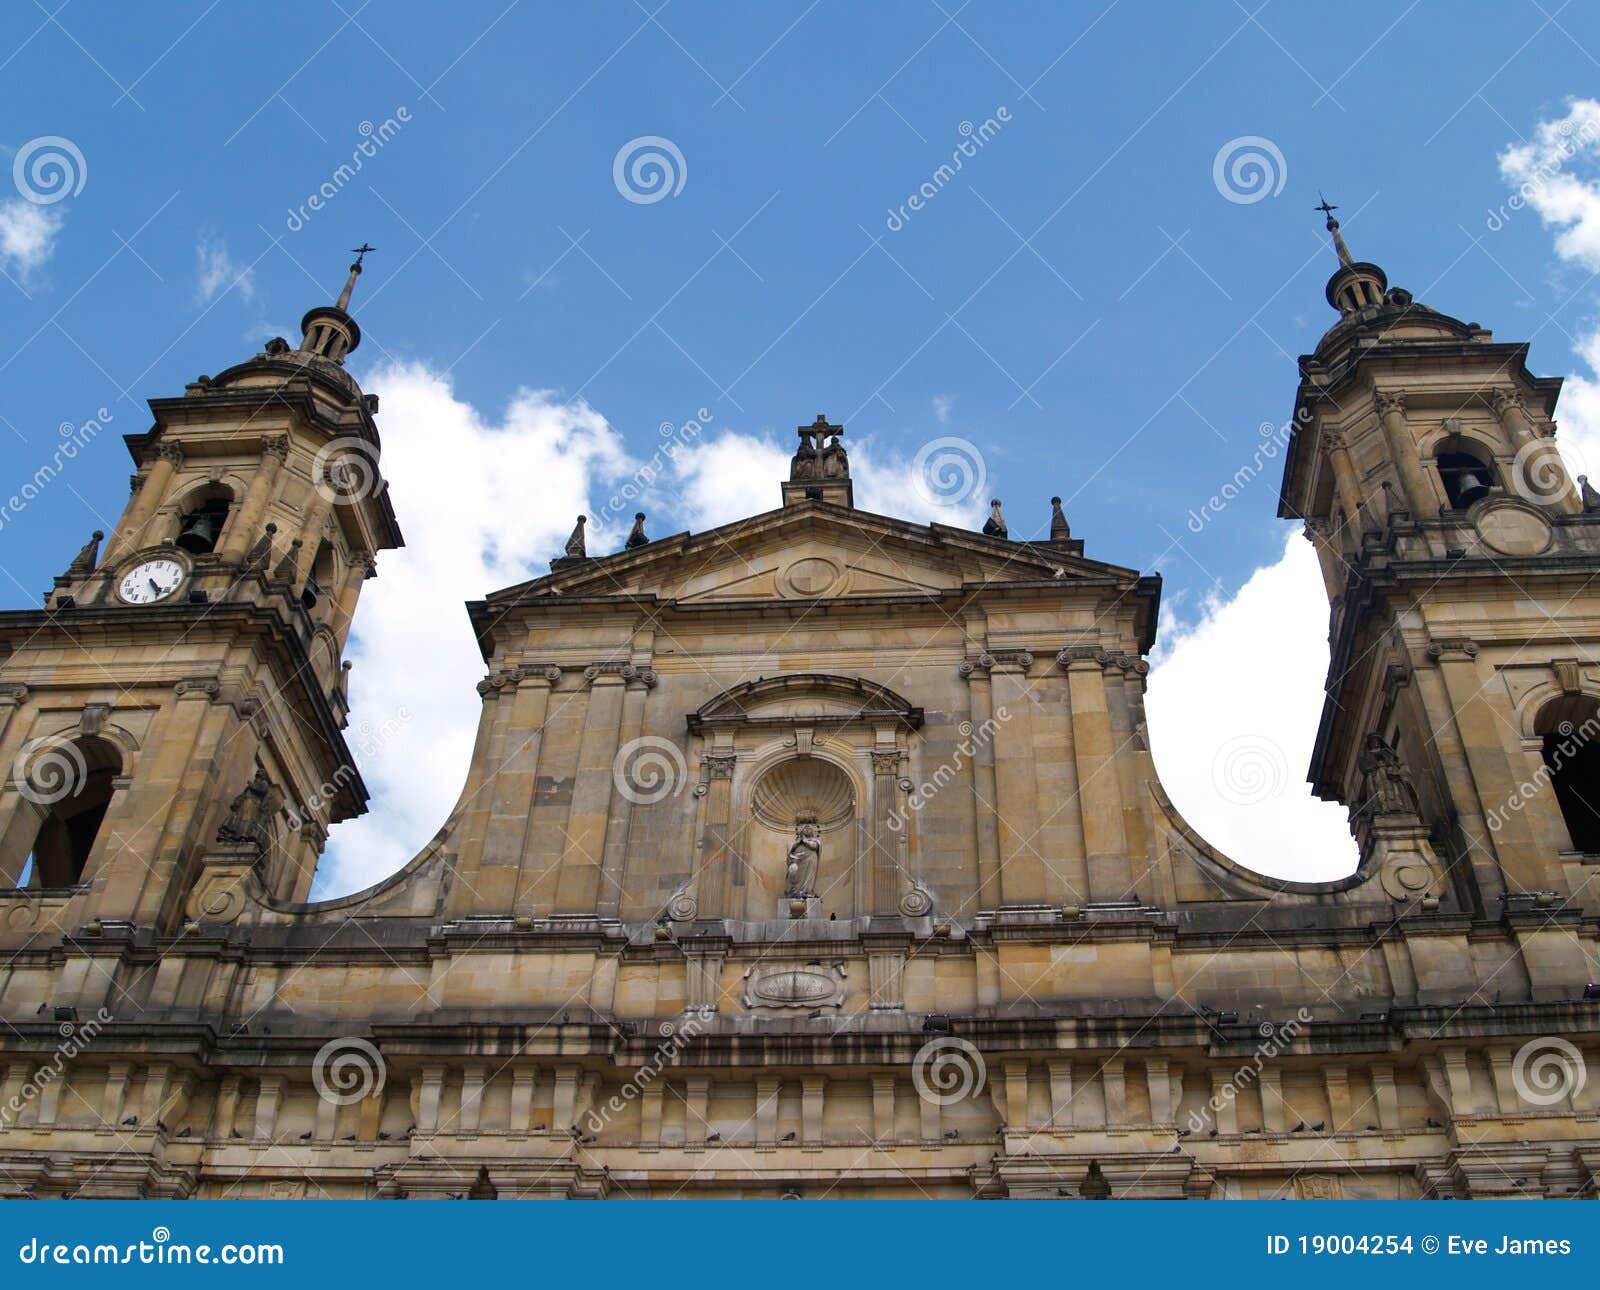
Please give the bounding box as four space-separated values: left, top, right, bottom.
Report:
5 2 1600 894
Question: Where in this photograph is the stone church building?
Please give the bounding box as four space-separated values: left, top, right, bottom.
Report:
0 218 1597 1199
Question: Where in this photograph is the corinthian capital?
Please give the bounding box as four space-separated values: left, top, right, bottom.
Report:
1374 389 1406 418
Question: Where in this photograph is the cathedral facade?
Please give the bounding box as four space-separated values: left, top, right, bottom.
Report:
0 225 1597 1199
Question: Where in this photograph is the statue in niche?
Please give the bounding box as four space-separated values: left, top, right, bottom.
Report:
785 819 821 898
1357 732 1419 817
217 766 282 853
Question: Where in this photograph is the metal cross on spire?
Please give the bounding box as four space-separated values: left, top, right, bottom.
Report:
336 244 376 311
1315 193 1353 267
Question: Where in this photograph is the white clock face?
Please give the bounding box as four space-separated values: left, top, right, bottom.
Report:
117 558 186 605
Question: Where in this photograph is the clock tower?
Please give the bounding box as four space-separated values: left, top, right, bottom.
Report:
0 253 401 931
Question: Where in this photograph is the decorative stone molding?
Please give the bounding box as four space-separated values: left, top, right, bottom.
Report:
1055 644 1110 669
703 754 736 780
740 963 846 1010
986 649 1034 673
1552 658 1584 696
260 435 289 461
78 703 112 736
173 678 220 699
151 441 184 466
1426 638 1479 662
870 750 902 776
583 662 657 688
1374 389 1406 417
958 653 996 678
665 890 698 921
898 884 933 917
0 683 30 704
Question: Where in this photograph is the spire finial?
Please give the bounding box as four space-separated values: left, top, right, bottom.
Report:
336 244 376 312
1316 193 1353 268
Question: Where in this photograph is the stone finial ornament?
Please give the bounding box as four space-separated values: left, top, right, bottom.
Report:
625 512 649 549
241 522 277 573
272 537 303 583
1580 474 1600 513
564 515 588 559
1049 496 1070 541
983 498 1008 539
65 530 104 578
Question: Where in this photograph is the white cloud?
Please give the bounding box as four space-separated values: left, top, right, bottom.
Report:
317 364 628 895
194 231 255 305
1146 529 1357 880
0 197 62 279
932 394 953 424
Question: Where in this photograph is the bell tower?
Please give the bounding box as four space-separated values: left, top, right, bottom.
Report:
1280 202 1600 977
0 251 402 932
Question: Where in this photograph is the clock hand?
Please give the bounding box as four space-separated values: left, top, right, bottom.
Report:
149 578 161 596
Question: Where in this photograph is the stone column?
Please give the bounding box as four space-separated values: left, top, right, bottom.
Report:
217 436 288 562
1495 387 1578 514
1322 1064 1351 1130
210 1074 241 1138
293 473 336 587
1369 1064 1401 1130
988 652 1046 906
959 656 1003 910
1060 648 1131 901
871 1075 896 1142
101 1062 133 1130
253 1075 283 1140
554 670 628 912
639 1081 664 1147
683 1075 711 1147
1429 638 1562 894
1323 430 1366 536
112 441 182 558
692 752 736 919
1101 1059 1126 1127
1259 1067 1287 1134
869 748 904 914
509 1068 537 1135
1047 1060 1074 1131
416 1066 446 1134
462 665 557 913
1146 1058 1172 1124
1375 390 1438 516
802 1076 826 1145
327 552 373 649
458 1066 486 1134
754 1076 780 1146
597 667 656 917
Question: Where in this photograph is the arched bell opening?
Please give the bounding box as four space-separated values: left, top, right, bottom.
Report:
1434 436 1498 511
1 735 123 889
1533 695 1600 854
173 483 236 556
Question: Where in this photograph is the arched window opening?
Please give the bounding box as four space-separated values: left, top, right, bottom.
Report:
11 737 123 888
175 486 234 556
302 541 335 612
1436 449 1495 511
1535 696 1600 854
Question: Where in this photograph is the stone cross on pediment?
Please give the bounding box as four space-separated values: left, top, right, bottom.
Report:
790 415 848 483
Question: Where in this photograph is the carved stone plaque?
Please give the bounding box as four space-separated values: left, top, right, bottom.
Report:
740 963 846 1010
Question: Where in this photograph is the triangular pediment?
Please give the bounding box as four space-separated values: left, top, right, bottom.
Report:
485 502 1132 610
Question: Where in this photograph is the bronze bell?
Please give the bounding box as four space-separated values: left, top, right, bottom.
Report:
300 573 321 612
175 507 223 555
1454 468 1492 507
